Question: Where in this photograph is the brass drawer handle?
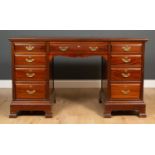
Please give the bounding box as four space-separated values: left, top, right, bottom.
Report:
25 45 35 51
121 72 130 78
25 57 35 63
26 72 36 78
121 89 130 95
59 46 69 52
121 57 131 63
26 90 36 95
89 46 98 51
122 45 131 52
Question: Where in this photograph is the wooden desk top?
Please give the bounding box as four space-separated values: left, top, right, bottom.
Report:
9 37 148 42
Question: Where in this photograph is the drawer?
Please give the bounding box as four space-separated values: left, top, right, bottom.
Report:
14 42 46 52
15 54 47 66
50 42 108 53
111 42 143 53
15 68 48 81
110 83 141 99
111 55 141 66
111 68 141 81
15 82 48 99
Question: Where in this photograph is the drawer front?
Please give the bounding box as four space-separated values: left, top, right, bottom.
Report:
15 68 48 81
111 68 141 81
15 82 48 99
110 83 141 99
15 54 47 66
14 42 46 52
50 42 108 53
111 42 143 53
111 55 141 66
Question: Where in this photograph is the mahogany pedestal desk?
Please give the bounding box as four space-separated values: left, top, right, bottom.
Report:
9 38 148 118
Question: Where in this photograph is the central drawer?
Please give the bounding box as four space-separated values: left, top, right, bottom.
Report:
50 42 108 53
15 82 48 99
15 68 48 81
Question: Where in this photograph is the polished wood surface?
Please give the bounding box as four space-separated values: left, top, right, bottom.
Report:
15 82 48 99
11 39 50 118
10 38 148 118
0 88 155 124
111 55 141 66
15 68 48 81
110 83 141 99
15 54 47 66
9 38 148 42
111 42 143 53
14 42 46 52
50 42 108 53
110 68 141 81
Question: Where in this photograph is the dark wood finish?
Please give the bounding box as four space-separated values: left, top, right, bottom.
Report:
10 38 148 118
9 38 148 42
15 82 48 99
104 101 146 118
111 42 143 53
105 40 147 117
15 54 47 67
9 101 52 118
15 68 48 81
111 55 141 66
110 83 141 99
14 42 46 53
110 68 141 81
10 40 51 118
50 42 108 53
